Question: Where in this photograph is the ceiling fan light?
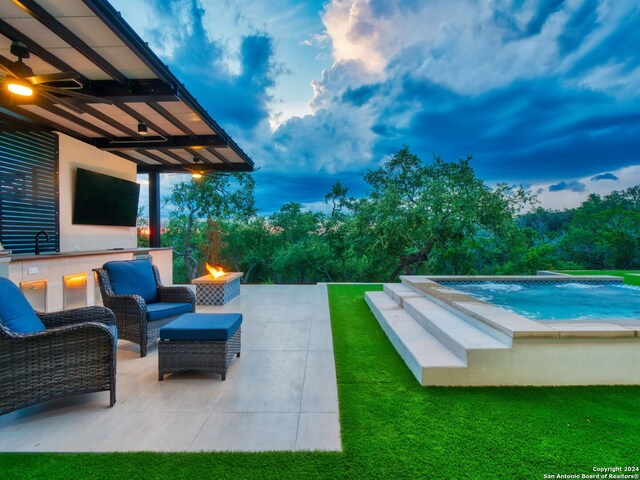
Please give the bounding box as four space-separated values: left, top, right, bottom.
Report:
137 122 149 135
7 82 33 96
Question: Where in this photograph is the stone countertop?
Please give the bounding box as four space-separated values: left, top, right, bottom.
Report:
7 247 172 262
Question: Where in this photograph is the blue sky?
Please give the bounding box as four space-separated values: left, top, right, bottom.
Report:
111 0 640 214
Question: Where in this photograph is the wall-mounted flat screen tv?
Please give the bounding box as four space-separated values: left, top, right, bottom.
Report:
72 168 140 227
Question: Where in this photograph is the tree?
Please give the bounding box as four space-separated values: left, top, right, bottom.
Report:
268 203 334 283
220 218 272 283
136 207 150 247
164 173 255 281
201 218 227 267
561 187 640 269
324 181 350 215
349 147 533 281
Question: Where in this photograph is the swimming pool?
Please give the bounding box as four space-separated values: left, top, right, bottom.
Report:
439 280 640 321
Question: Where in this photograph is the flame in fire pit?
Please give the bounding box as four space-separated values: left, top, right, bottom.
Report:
206 262 226 279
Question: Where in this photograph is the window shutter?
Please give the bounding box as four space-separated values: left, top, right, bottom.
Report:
0 129 59 254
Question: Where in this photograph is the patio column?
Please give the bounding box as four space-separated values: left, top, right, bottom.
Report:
149 172 161 248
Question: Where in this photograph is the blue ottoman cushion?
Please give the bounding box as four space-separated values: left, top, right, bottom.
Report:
146 302 193 322
160 313 242 341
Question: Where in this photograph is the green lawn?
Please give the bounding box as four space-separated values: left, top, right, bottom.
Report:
558 270 640 286
1 284 639 479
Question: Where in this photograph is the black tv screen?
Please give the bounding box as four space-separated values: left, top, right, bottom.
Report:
73 168 140 227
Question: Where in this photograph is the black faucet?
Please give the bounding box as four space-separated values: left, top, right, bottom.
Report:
35 231 49 255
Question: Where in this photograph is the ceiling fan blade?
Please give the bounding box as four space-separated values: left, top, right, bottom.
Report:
0 55 19 78
37 88 85 115
38 85 113 104
26 71 80 85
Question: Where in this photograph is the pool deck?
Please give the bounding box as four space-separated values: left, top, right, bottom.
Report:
0 284 341 452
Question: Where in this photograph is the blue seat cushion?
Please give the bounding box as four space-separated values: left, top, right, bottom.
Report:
103 260 158 304
106 323 118 345
105 323 118 350
0 277 46 334
160 313 242 341
146 302 193 322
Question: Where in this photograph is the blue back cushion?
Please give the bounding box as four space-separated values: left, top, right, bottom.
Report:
0 277 46 333
103 260 159 303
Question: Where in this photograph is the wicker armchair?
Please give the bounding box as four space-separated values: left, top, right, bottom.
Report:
0 277 117 415
94 260 195 357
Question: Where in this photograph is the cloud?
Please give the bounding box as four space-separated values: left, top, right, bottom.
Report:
252 169 366 215
591 173 619 181
267 106 378 173
548 181 586 192
116 0 640 214
266 0 640 180
529 164 640 210
341 84 381 106
114 0 281 132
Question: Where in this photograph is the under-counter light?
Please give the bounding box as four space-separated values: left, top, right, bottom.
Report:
7 81 33 96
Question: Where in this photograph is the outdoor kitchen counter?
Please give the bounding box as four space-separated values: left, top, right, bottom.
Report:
4 248 174 312
8 247 172 262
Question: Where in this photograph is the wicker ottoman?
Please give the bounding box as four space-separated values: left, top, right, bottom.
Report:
158 313 242 381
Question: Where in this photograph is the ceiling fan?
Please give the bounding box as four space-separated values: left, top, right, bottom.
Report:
0 41 111 113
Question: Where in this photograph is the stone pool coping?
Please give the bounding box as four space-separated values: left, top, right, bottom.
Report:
400 275 640 341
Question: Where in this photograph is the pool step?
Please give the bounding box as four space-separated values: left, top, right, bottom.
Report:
365 291 466 383
385 283 513 345
366 284 512 386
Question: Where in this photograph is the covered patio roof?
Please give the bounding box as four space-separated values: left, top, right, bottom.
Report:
0 0 254 175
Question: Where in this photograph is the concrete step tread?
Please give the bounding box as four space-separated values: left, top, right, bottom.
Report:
383 283 423 308
403 296 510 351
366 291 467 369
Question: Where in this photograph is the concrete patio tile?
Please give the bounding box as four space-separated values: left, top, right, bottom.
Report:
189 413 299 451
214 351 307 413
0 408 115 452
0 396 210 452
295 413 342 451
237 319 269 350
251 320 312 351
114 371 228 413
308 321 334 350
87 411 210 452
301 351 339 413
0 393 111 451
313 284 331 322
113 347 157 374
241 303 314 323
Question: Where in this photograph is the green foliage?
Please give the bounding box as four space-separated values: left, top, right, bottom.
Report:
201 218 227 266
348 147 534 281
268 203 334 282
219 218 272 282
560 187 640 269
136 207 149 248
157 147 640 283
164 173 256 282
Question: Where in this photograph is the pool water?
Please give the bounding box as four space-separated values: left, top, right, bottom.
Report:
440 281 640 321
